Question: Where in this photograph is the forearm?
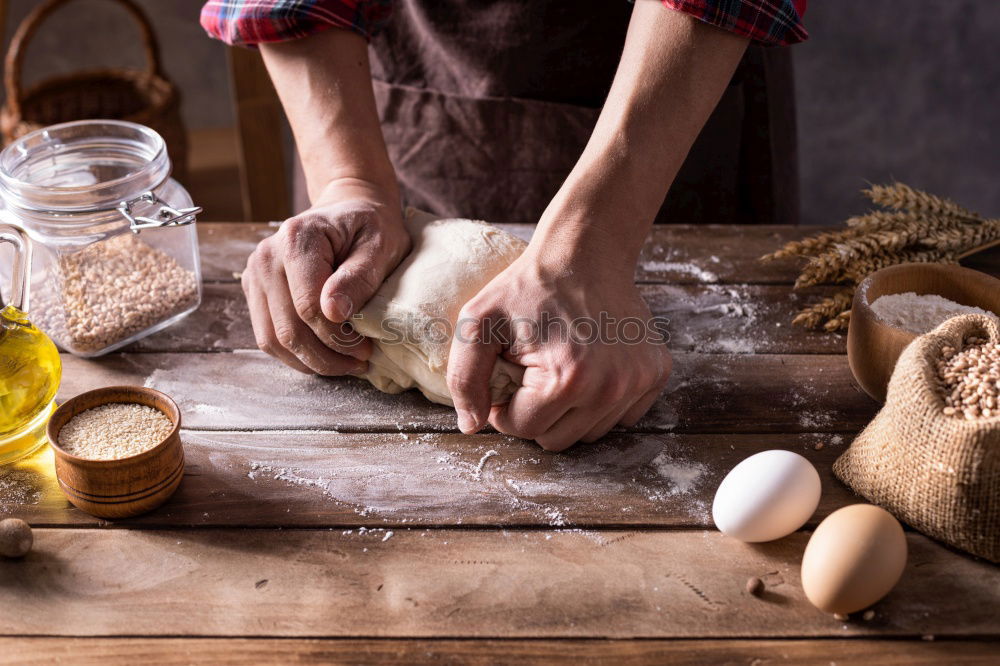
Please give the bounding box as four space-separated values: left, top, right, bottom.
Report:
260 29 398 205
533 1 749 272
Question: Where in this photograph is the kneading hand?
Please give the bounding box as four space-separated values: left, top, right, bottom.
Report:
446 243 672 452
242 180 411 375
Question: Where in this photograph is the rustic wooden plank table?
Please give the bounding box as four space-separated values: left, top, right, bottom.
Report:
2 223 999 664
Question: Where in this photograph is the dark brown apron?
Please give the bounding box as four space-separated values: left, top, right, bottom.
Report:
295 0 799 225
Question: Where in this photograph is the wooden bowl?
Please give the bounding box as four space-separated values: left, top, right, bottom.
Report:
46 386 184 519
848 263 1000 402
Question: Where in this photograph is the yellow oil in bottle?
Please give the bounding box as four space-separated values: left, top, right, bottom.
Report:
0 305 61 465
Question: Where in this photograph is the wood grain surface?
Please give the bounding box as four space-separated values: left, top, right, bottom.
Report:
197 222 1000 285
3 432 852 528
123 283 846 355
4 638 997 666
2 528 998 638
56 352 876 433
3 222 997 661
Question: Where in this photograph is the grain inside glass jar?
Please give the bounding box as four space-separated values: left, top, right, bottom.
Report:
32 233 199 354
936 336 1000 420
58 402 174 460
0 120 202 358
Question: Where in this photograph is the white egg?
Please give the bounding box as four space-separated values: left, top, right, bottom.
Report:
712 449 822 542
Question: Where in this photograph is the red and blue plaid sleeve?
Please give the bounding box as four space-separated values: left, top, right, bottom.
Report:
200 0 393 46
662 0 808 45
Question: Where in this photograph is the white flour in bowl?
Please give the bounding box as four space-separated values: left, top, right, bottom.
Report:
870 292 997 335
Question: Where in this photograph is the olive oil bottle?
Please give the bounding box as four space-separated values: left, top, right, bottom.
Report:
0 225 61 464
0 305 60 463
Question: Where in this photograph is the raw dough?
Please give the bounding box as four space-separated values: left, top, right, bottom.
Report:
352 208 527 406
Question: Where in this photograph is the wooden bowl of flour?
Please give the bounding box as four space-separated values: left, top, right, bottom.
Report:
848 263 1000 402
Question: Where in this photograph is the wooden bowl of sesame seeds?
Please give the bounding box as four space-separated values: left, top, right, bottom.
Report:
46 386 184 519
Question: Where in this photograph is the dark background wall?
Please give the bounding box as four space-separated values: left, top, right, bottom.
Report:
794 1 1000 225
1 0 997 225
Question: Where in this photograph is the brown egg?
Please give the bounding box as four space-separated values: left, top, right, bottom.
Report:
801 504 907 615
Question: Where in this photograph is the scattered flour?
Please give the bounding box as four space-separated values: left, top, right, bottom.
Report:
798 410 835 429
188 403 227 418
661 284 760 354
234 433 711 527
870 292 996 335
543 507 568 526
649 452 706 495
643 260 719 283
472 449 500 481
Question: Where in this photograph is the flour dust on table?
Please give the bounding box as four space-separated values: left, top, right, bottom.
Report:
233 432 713 525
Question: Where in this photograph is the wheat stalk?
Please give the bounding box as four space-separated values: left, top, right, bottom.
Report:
865 182 982 221
764 183 1000 332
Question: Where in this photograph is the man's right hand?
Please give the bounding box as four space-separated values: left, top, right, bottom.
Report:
241 180 411 375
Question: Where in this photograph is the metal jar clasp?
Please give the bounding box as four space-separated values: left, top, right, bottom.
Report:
118 192 203 233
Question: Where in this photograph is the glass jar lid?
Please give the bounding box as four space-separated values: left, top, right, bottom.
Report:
0 119 171 214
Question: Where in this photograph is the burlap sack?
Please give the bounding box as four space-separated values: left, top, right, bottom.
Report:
834 313 1000 562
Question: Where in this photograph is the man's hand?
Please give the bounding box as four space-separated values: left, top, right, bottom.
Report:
242 180 410 375
447 242 672 452
254 28 409 375
447 3 745 451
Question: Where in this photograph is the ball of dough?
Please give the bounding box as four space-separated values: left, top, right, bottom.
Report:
352 208 527 406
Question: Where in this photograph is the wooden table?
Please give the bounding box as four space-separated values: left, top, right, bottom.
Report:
2 223 999 664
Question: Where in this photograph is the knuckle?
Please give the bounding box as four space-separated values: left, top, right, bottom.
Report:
244 250 260 273
600 375 630 402
552 365 586 397
273 323 301 350
514 422 547 442
280 215 328 256
338 264 381 298
633 368 656 391
458 302 485 323
459 294 500 323
447 373 480 397
248 243 276 273
292 294 321 322
255 335 275 356
281 215 309 238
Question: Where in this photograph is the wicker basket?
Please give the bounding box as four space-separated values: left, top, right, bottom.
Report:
0 0 187 181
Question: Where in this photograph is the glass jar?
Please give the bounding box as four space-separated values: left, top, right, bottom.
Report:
0 120 202 357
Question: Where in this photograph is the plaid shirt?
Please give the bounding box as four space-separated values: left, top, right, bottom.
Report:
201 0 807 48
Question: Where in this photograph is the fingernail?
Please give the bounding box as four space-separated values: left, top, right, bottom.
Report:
326 293 353 320
347 363 368 377
457 409 478 433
